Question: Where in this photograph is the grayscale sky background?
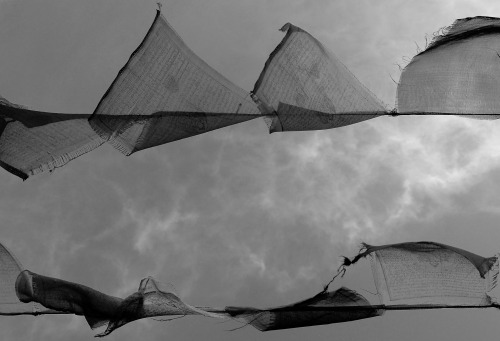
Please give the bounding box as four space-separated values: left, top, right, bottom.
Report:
1 0 500 340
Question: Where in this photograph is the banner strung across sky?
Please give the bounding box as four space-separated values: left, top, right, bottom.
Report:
0 240 497 337
2 13 500 179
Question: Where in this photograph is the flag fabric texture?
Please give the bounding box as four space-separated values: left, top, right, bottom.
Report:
252 23 387 132
397 16 500 119
0 98 102 179
3 14 500 179
89 11 262 156
1 240 498 336
339 241 499 308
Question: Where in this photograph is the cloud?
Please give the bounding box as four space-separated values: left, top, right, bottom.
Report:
131 207 199 254
226 116 500 246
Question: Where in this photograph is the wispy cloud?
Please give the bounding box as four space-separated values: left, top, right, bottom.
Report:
102 113 500 303
239 116 500 246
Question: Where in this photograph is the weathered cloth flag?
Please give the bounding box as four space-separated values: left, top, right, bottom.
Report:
341 242 499 308
89 11 262 155
0 240 381 336
397 17 500 119
252 23 388 132
0 242 58 315
0 97 102 179
15 270 226 337
14 269 383 336
3 14 500 179
1 240 499 336
226 287 383 331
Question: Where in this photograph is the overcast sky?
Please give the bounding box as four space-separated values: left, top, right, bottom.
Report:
2 0 500 340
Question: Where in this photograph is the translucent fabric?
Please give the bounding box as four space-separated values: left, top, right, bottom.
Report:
0 243 33 314
4 15 500 179
89 11 261 155
0 243 57 315
252 23 387 132
13 269 383 336
397 17 500 119
343 242 499 308
226 287 382 331
2 240 499 336
0 99 102 180
15 270 226 337
1 238 382 335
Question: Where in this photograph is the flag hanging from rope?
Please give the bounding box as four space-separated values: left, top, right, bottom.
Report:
252 23 387 132
89 10 262 156
3 14 500 179
397 17 500 119
226 287 383 331
0 97 103 179
1 240 499 336
338 241 499 308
